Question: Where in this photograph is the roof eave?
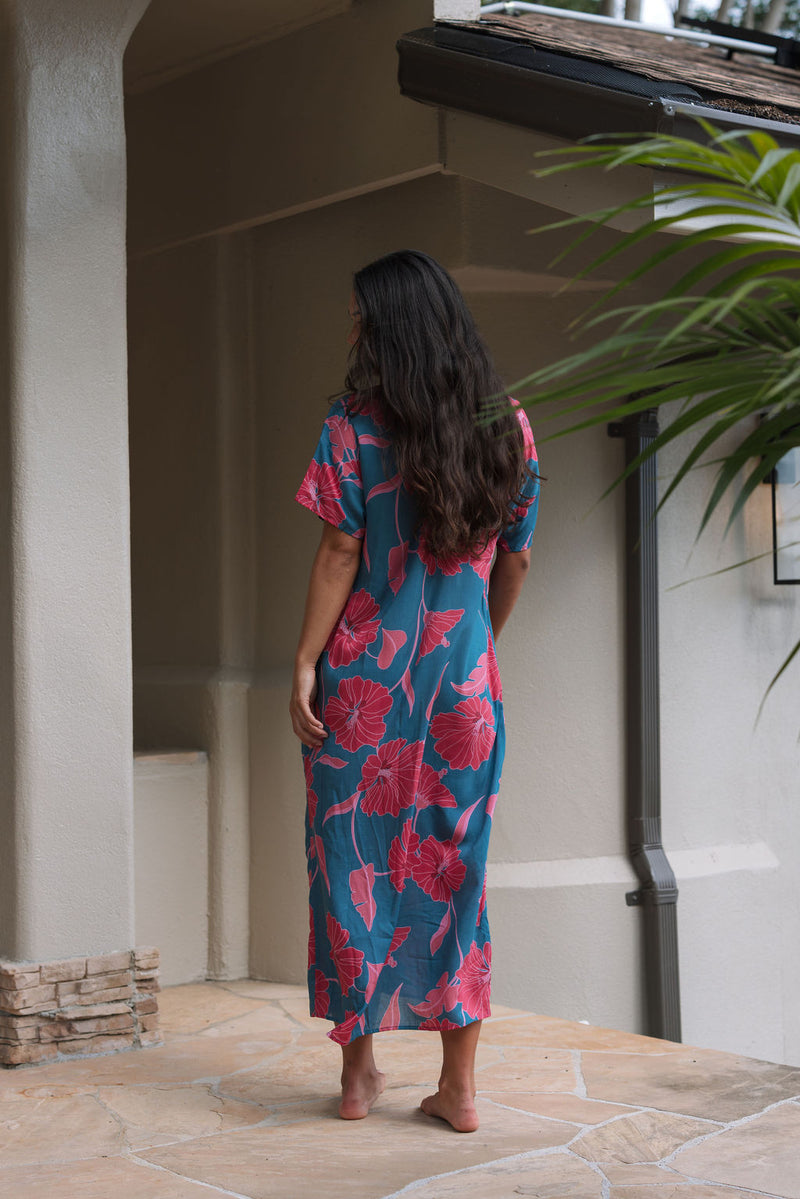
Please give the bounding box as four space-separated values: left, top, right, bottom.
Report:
396 26 800 146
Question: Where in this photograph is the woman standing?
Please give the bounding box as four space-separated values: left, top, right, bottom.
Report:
290 250 539 1133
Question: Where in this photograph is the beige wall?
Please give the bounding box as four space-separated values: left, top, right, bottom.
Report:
126 0 800 1064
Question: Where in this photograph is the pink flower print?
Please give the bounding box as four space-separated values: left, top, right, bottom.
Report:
379 983 402 1031
459 941 492 1019
385 926 411 967
469 542 495 582
325 676 392 753
296 459 345 527
430 697 495 771
415 763 457 809
388 541 409 595
308 905 315 970
377 628 407 670
419 609 464 658
477 871 487 925
388 821 421 892
313 969 330 1017
486 640 502 700
416 538 464 576
451 649 502 701
329 1009 364 1046
326 413 357 463
326 914 365 993
307 789 318 825
358 739 423 817
349 862 377 930
408 971 460 1018
419 1017 462 1031
411 836 466 903
326 589 380 668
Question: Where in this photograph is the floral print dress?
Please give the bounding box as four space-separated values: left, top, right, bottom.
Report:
296 395 539 1045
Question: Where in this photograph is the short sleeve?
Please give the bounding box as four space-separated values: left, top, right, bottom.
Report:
295 399 366 539
497 403 540 553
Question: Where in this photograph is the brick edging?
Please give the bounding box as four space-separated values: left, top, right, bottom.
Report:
0 946 161 1067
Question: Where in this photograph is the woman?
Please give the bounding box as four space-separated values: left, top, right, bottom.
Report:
290 250 539 1133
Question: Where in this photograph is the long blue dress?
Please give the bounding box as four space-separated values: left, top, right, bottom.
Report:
296 394 539 1045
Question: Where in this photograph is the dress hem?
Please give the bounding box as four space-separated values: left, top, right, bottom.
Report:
307 1011 492 1043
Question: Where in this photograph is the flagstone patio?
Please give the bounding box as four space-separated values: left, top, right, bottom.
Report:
1 979 799 1199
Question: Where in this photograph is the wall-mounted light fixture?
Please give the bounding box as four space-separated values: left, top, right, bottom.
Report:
771 445 800 585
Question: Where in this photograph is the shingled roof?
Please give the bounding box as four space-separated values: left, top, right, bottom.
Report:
471 12 800 124
397 10 800 142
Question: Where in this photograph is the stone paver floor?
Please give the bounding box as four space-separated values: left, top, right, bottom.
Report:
1 980 800 1198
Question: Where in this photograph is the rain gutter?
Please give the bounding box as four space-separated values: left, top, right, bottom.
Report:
609 412 681 1043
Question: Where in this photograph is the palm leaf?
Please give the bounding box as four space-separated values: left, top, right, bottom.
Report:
512 120 800 702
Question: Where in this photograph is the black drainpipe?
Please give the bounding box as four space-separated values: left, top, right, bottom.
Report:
608 410 682 1043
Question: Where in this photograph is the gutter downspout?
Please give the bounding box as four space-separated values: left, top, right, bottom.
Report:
609 410 682 1043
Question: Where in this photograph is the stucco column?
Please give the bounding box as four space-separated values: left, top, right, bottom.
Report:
0 0 150 965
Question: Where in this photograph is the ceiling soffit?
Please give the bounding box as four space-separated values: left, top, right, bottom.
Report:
125 0 351 93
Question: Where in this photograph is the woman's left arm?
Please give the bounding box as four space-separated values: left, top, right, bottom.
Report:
290 521 363 748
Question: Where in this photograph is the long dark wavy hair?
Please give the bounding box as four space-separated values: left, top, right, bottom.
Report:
345 250 535 560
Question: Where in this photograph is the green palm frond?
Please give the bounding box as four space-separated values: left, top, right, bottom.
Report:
494 121 800 707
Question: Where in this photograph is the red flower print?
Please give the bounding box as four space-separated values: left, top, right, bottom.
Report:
325 676 392 752
419 1017 462 1031
328 1009 364 1045
431 696 495 771
416 538 464 576
419 609 464 658
415 763 456 810
306 789 318 825
326 589 380 668
308 905 315 970
459 941 492 1019
313 969 330 1017
411 836 466 903
358 738 422 817
326 914 365 993
296 459 346 527
388 820 420 892
408 971 460 1018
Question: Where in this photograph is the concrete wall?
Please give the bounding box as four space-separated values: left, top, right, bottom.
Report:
126 0 800 1064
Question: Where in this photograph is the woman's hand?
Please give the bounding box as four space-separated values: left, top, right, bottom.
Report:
290 522 362 748
290 660 328 749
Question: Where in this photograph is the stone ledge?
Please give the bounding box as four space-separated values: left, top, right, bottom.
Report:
0 946 161 1067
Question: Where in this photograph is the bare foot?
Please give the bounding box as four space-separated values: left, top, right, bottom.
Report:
339 1067 386 1120
420 1085 479 1133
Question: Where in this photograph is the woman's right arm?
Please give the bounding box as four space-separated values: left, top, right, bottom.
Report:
488 548 531 639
